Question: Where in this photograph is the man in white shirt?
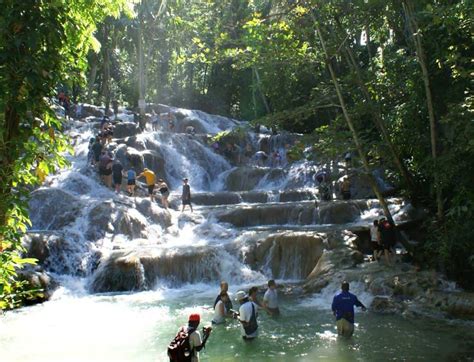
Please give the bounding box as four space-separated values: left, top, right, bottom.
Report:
263 279 280 316
234 290 258 340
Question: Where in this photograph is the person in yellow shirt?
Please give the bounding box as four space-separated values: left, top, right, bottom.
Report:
138 168 156 201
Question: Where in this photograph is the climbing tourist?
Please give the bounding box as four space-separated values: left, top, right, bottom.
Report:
181 178 193 212
233 290 259 340
98 151 113 188
112 99 119 118
319 180 331 201
87 137 95 165
370 220 382 262
91 137 103 166
341 177 351 200
157 178 170 209
212 291 231 325
263 279 280 316
126 168 137 196
213 281 233 312
111 159 124 193
167 313 212 362
138 167 156 202
379 218 397 265
331 281 367 337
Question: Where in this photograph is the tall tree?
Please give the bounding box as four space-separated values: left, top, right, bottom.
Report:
0 0 129 309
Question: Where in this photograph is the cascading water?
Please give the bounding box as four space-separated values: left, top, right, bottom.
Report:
1 104 473 361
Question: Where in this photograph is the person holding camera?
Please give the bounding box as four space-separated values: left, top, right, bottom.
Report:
168 313 212 362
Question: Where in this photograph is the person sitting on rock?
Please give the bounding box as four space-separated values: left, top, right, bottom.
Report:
331 281 366 337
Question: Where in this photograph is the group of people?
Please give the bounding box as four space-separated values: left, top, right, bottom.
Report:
370 218 397 264
169 280 366 361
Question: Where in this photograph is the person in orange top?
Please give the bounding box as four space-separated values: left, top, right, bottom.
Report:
137 168 156 201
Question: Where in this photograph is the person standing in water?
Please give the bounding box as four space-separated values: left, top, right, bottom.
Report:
181 178 193 212
213 281 233 312
331 281 367 337
263 279 280 316
212 291 231 325
234 291 258 341
157 179 170 209
168 313 212 362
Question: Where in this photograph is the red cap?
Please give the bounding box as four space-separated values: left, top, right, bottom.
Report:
188 313 200 323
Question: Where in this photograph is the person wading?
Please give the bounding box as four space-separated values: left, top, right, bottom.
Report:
168 313 212 362
263 279 280 316
158 178 170 209
331 281 367 337
212 291 231 325
213 281 233 313
233 291 258 341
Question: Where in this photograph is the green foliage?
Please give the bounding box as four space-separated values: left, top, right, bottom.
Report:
0 0 129 310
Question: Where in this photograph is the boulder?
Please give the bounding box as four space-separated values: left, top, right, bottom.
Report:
135 198 172 227
246 232 326 279
113 122 140 139
279 189 316 202
370 296 404 314
17 267 58 304
80 103 104 118
224 167 285 191
29 188 83 230
318 200 367 224
191 192 242 205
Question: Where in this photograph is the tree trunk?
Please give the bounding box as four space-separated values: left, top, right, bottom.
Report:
403 0 443 221
102 23 111 115
137 15 145 115
253 66 271 114
314 21 396 226
87 56 98 103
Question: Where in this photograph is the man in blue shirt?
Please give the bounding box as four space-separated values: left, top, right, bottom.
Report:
331 281 367 337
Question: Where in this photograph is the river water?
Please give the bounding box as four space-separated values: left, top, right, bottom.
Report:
1 279 473 361
1 106 474 361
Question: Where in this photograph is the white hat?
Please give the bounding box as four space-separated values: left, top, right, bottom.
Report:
234 290 247 301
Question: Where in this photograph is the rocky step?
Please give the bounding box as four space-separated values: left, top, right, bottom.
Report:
171 189 317 206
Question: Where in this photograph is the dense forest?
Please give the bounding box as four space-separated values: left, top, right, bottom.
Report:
0 0 473 308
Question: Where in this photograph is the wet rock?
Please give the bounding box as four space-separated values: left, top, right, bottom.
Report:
113 122 140 139
29 188 83 230
426 291 474 320
370 296 403 314
246 232 325 279
86 202 115 240
80 103 104 118
318 200 367 224
240 191 269 203
90 247 225 292
23 234 50 264
224 167 285 191
17 267 58 304
115 209 148 239
192 192 242 205
215 203 317 227
279 189 316 202
91 252 146 292
142 149 166 179
177 116 207 134
135 199 172 227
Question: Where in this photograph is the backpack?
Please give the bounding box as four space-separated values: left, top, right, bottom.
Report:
167 327 194 362
243 302 258 335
